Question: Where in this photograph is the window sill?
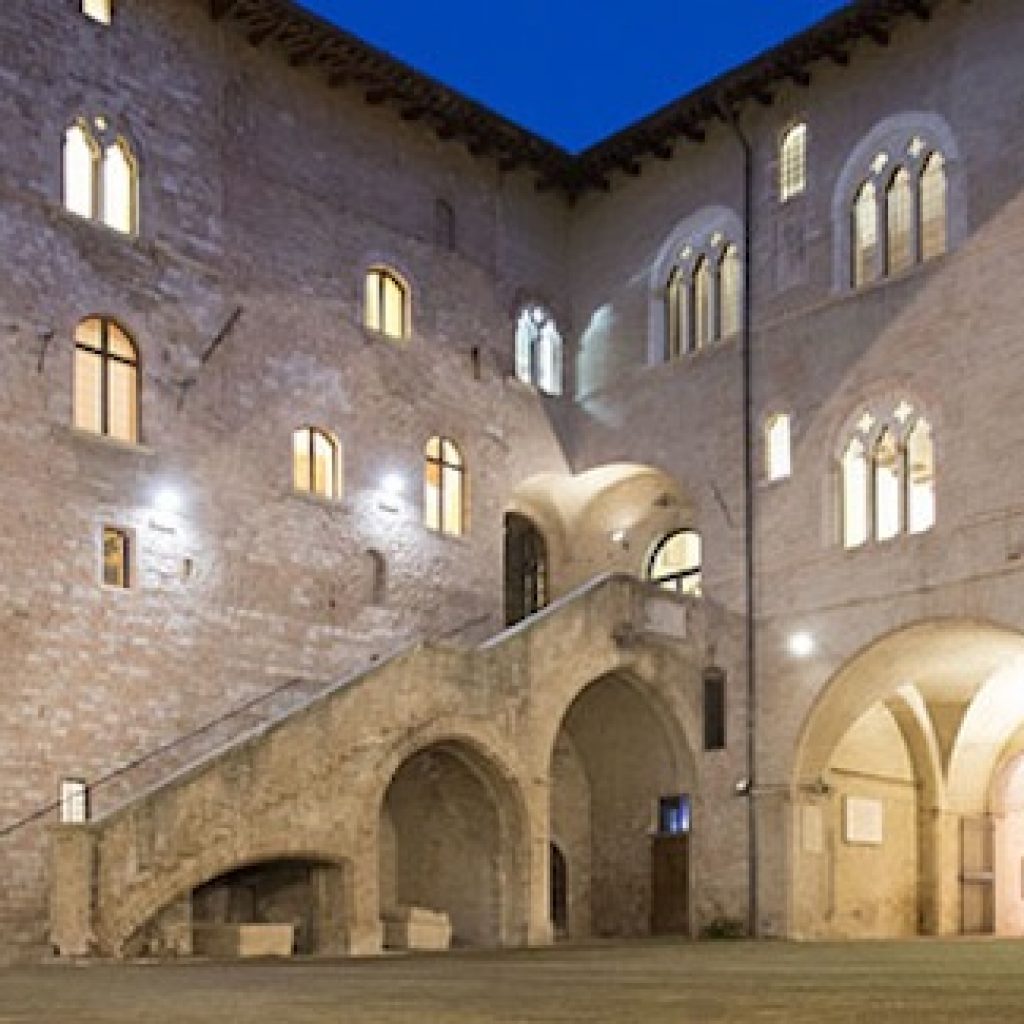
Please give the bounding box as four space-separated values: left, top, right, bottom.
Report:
360 325 410 346
53 206 141 247
64 426 153 456
840 250 948 299
838 527 933 556
289 489 350 512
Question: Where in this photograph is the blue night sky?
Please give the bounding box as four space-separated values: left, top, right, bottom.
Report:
300 1 851 151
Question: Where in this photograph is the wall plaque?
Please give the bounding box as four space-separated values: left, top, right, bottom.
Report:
843 796 884 846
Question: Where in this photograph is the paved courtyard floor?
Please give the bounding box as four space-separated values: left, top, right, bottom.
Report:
2 939 1024 1023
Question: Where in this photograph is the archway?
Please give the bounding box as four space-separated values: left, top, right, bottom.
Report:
504 512 549 626
791 619 1024 940
549 672 695 939
378 741 526 950
125 856 352 958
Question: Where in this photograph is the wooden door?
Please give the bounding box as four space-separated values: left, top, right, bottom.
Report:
504 513 548 627
650 834 689 935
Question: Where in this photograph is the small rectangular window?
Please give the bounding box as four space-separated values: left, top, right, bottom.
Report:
60 779 89 823
102 526 130 588
765 413 792 481
658 794 691 835
703 667 726 751
82 0 112 24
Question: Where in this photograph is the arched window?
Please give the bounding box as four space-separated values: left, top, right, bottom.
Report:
780 123 807 201
63 122 137 235
646 530 702 596
851 181 878 287
765 413 792 482
73 317 138 443
841 438 869 549
840 123 953 291
64 123 98 220
514 305 562 395
364 267 408 340
292 427 340 499
665 267 684 360
659 229 741 359
102 139 137 234
718 244 741 339
424 436 464 537
82 0 112 23
691 256 711 351
840 402 935 548
886 167 913 276
920 152 947 262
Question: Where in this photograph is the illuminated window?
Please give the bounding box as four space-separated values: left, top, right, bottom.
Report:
102 526 130 588
718 244 741 339
515 304 562 395
920 152 947 262
64 123 98 220
646 530 702 596
844 131 949 290
840 403 934 548
852 181 878 287
665 267 684 359
63 122 137 234
663 235 741 359
780 123 807 201
424 436 464 537
292 427 340 499
73 317 138 443
364 267 408 340
60 779 89 824
841 438 869 549
82 0 112 23
658 794 691 835
101 139 137 234
765 413 791 482
873 429 901 541
906 418 935 534
691 256 711 351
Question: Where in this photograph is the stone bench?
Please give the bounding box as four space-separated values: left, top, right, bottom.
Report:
382 906 452 951
192 923 296 958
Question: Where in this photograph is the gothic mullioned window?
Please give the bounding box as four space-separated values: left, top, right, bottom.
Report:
364 267 408 340
424 436 464 537
848 136 948 288
840 401 935 549
73 317 138 443
646 530 702 596
664 234 742 358
515 304 562 395
292 427 340 499
63 120 138 234
780 123 807 201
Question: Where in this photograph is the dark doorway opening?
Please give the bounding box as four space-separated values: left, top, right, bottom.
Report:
504 512 548 627
550 842 568 936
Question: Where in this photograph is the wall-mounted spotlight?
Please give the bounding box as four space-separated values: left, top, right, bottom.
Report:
154 487 182 515
787 631 815 659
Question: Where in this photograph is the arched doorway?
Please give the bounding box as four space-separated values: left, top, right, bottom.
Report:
549 672 695 939
379 741 526 950
504 512 548 626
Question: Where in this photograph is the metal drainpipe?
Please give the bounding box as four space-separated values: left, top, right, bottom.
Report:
717 94 757 939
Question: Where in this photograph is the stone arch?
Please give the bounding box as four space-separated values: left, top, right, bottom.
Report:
547 669 698 940
831 110 962 290
109 844 353 958
791 617 1024 940
365 723 532 950
647 205 743 365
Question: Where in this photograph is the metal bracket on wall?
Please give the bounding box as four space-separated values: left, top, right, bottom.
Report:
36 329 54 374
